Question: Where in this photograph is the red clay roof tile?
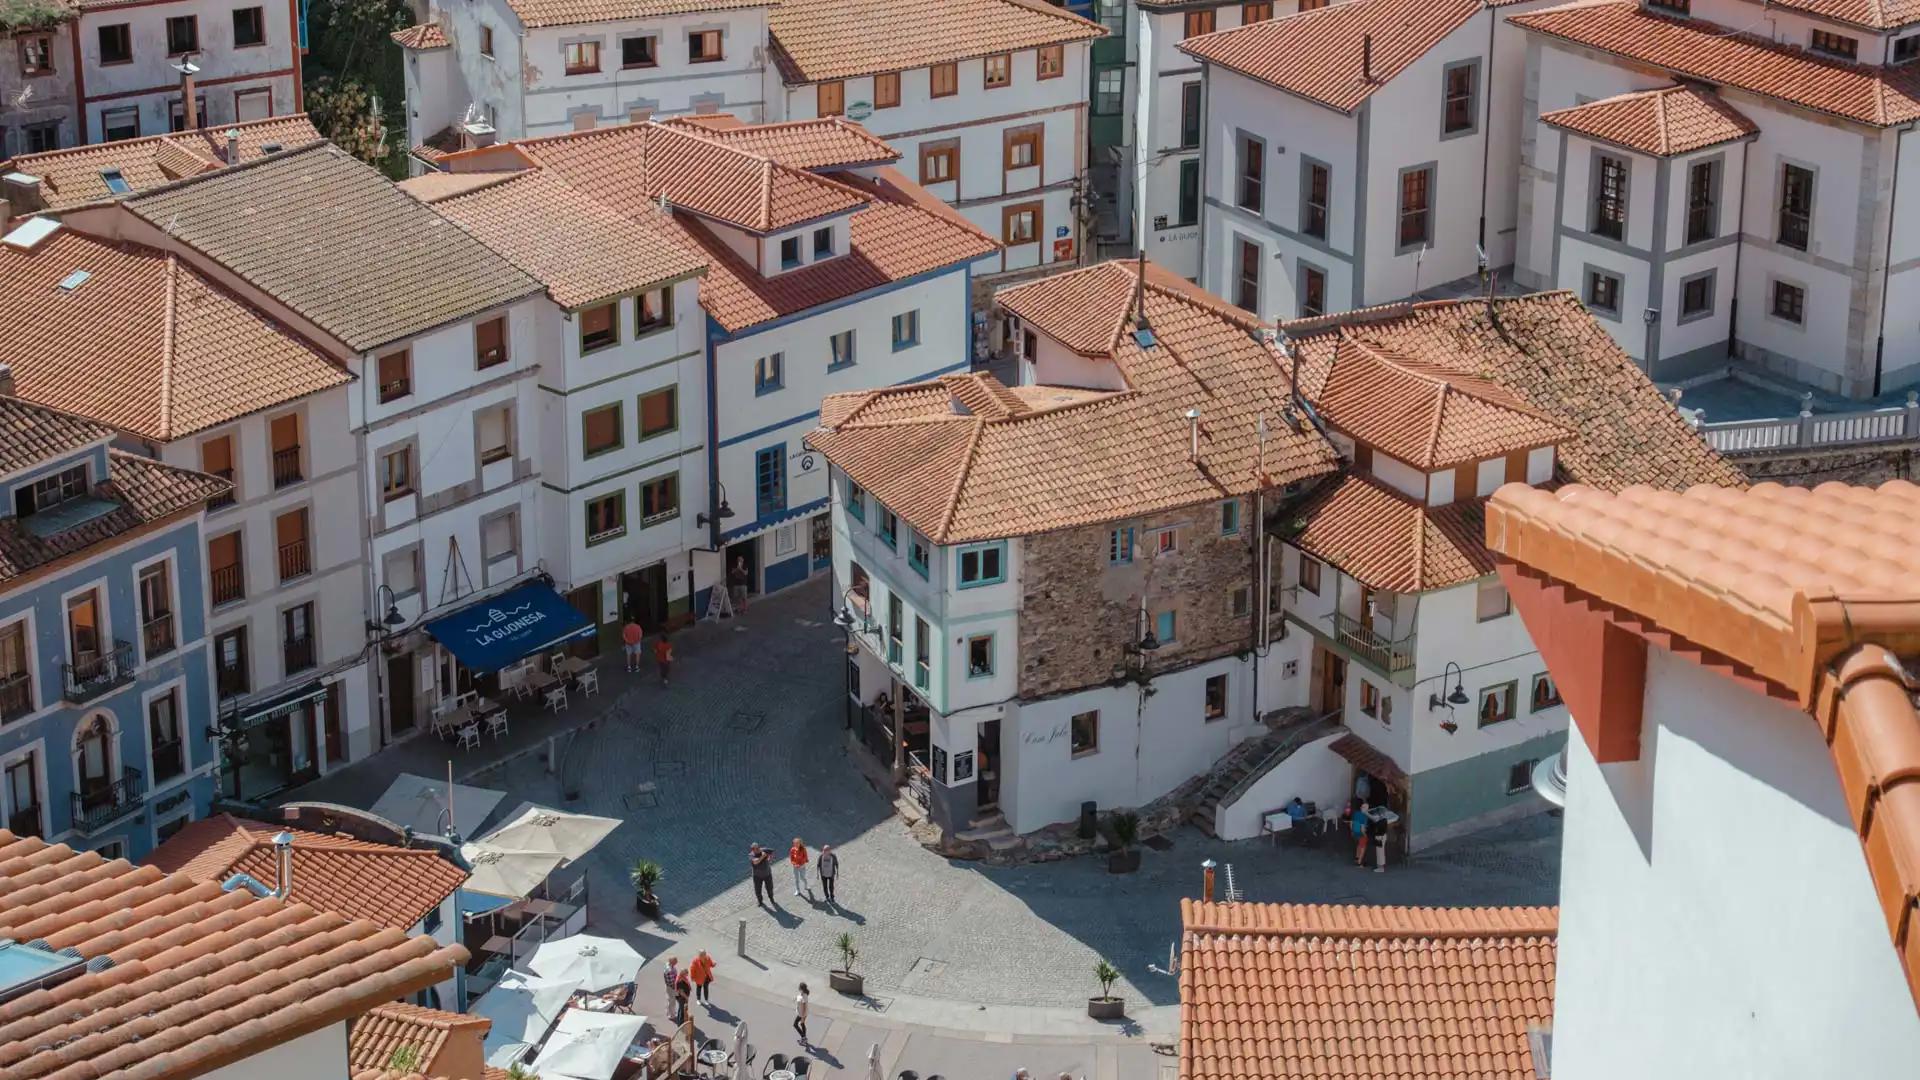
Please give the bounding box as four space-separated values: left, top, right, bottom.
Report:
3 114 323 210
1540 84 1759 157
768 0 1103 83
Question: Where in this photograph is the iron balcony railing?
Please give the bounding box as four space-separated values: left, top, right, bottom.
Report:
142 613 175 658
0 671 31 721
1331 612 1415 676
283 634 316 675
70 766 143 835
207 467 236 509
278 537 311 581
63 640 136 703
8 803 41 838
151 739 185 784
216 662 249 700
271 444 303 488
211 563 244 606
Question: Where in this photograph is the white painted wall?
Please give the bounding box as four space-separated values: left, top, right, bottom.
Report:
1550 647 1920 1079
1408 581 1560 774
1212 729 1347 841
75 0 298 142
198 1022 350 1080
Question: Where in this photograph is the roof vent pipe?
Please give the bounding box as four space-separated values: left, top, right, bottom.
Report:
225 128 240 164
272 831 294 899
1185 407 1201 463
1362 34 1373 82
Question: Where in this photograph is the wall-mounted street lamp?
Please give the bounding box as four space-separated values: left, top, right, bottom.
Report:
833 587 880 637
1429 661 1469 734
697 482 736 530
365 583 406 637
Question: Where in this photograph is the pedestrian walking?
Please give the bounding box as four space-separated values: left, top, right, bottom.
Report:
689 949 715 1007
817 843 839 904
1351 801 1370 867
749 844 774 905
793 982 810 1045
788 837 810 898
1369 812 1389 873
661 956 680 1017
673 969 692 1024
653 632 674 687
729 557 750 614
621 619 644 672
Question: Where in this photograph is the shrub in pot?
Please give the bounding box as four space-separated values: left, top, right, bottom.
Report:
830 932 864 995
1087 959 1124 1020
1107 812 1142 873
629 859 664 917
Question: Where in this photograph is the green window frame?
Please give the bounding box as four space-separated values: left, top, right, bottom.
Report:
907 532 930 578
957 542 1006 588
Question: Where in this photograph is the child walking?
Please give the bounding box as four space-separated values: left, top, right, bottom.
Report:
653 632 674 687
793 982 810 1045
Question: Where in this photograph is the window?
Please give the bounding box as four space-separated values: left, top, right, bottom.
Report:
967 634 994 678
477 405 511 465
1179 82 1202 149
688 29 722 62
755 445 787 517
282 602 315 674
1094 67 1124 114
19 33 52 75
98 24 131 64
24 122 58 152
1204 674 1227 719
214 628 248 699
377 349 410 402
1005 126 1042 170
1898 35 1920 63
5 752 41 836
1299 555 1323 594
920 141 957 184
892 311 918 350
18 463 88 516
1004 203 1039 244
1153 527 1177 556
913 616 930 688
138 562 174 658
1585 268 1621 317
1507 758 1537 795
1478 682 1517 727
1359 679 1380 718
1176 159 1200 226
483 511 518 570
1591 153 1627 240
1108 526 1134 564
908 532 930 577
381 445 413 499
476 316 509 368
1299 264 1326 319
1038 44 1063 79
1301 159 1330 239
208 532 244 605
102 108 139 141
1441 60 1478 136
1184 10 1215 37
1071 710 1098 756
148 689 184 783
958 542 1005 587
275 507 310 581
930 62 958 97
1155 610 1178 645
166 15 198 54
1398 165 1433 250
1530 672 1562 712
638 386 676 440
0 621 31 721
232 7 264 47
622 35 657 67
878 507 899 548
582 403 623 457
384 546 419 597
1778 163 1814 250
1237 134 1264 212
481 25 494 56
1680 271 1715 321
1476 578 1511 621
875 71 901 107
984 53 1011 88
818 80 844 117
640 473 678 525
1231 587 1250 618
812 227 835 259
580 302 618 352
635 285 672 332
829 329 856 369
845 478 867 522
1220 499 1240 535
1234 237 1260 312
235 86 268 122
1648 0 1689 10
777 236 803 270
1685 158 1718 244
755 353 784 393
1772 279 1806 324
1811 29 1857 59
1243 1 1274 20
585 491 625 543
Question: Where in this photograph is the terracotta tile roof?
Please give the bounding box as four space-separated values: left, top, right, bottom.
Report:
391 21 450 48
146 814 468 931
768 0 1103 83
1485 480 1920 1012
396 170 521 201
412 126 464 168
1281 292 1746 493
1179 899 1556 1080
1513 1 1920 128
0 394 115 476
1179 0 1481 113
1540 83 1758 157
3 115 323 210
661 115 900 170
0 830 465 1080
409 169 707 310
353 1070 512 1080
0 450 228 585
0 228 349 441
810 260 1340 543
125 143 540 352
1327 731 1408 785
349 1003 491 1078
1764 0 1920 30
1289 474 1496 593
1318 337 1569 470
502 0 768 30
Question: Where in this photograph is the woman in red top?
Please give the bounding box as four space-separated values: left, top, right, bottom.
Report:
788 838 810 899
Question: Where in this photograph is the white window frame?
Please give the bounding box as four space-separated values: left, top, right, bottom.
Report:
141 675 192 794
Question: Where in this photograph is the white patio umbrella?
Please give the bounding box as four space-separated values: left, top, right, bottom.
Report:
531 1008 647 1080
478 803 622 862
731 1022 751 1080
461 842 567 899
526 934 645 990
472 970 583 1066
370 772 505 839
867 1041 882 1080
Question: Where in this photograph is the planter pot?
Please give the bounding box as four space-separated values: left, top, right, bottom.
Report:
1087 996 1125 1020
635 892 661 918
829 970 864 996
1107 849 1141 874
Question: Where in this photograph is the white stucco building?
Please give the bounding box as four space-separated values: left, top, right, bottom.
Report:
71 0 300 143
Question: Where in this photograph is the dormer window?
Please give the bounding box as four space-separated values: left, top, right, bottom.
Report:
1810 29 1857 60
1646 0 1689 13
780 236 802 270
1896 36 1919 63
15 463 89 518
812 227 834 258
636 285 672 333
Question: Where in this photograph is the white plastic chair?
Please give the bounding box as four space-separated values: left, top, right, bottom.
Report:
457 723 481 750
487 711 509 739
576 669 598 697
545 686 569 713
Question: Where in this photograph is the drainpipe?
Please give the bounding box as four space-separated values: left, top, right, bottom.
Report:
1873 125 1908 396
1724 145 1753 363
1477 2 1496 261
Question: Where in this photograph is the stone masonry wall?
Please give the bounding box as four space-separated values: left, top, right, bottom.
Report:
1737 443 1920 488
1018 497 1260 699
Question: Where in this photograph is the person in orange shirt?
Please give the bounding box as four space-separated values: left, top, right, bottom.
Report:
788 837 810 899
688 949 715 1008
621 619 644 672
653 632 674 687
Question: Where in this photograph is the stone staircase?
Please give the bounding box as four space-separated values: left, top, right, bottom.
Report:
1188 711 1344 838
954 811 1022 852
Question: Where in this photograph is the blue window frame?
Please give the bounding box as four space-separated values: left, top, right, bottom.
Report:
755 444 787 518
844 477 866 522
1108 527 1134 564
879 507 898 549
780 236 802 269
966 632 994 679
892 310 919 350
829 330 856 371
1220 499 1240 535
755 352 784 395
1155 610 1177 644
908 532 930 577
957 542 1006 588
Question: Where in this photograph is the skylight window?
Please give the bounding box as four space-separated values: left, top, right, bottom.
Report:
99 169 130 195
58 269 92 292
260 143 282 153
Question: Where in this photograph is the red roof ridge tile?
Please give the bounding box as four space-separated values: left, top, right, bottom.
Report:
1540 83 1759 156
1182 898 1560 939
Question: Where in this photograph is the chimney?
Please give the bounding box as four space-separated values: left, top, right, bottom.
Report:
1201 858 1217 903
3 173 44 217
1362 34 1373 82
272 831 294 899
181 70 198 129
0 362 14 398
1185 408 1201 463
460 119 497 151
225 128 240 164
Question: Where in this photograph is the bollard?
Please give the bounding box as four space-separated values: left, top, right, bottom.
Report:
737 918 747 958
546 735 558 774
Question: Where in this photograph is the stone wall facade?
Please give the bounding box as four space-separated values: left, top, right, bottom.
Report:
1736 443 1920 488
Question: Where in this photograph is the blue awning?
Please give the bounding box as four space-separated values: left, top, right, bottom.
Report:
424 583 594 673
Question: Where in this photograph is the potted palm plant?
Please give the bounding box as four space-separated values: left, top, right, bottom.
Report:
1107 812 1142 873
1087 959 1125 1020
830 932 864 995
629 858 663 917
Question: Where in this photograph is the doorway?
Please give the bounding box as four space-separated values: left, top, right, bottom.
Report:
1318 650 1347 715
565 583 602 658
324 684 345 767
621 563 668 630
977 719 1001 813
387 651 416 735
723 539 758 606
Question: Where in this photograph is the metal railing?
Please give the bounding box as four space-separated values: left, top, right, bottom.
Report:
216 662 249 700
272 445 303 488
63 640 135 703
1215 710 1346 819
207 467 236 509
151 739 185 783
71 766 143 835
283 634 316 675
278 537 311 581
7 803 41 838
907 751 931 810
914 659 929 691
1332 612 1415 676
211 563 244 606
142 614 175 658
0 672 31 721
1689 392 1920 455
